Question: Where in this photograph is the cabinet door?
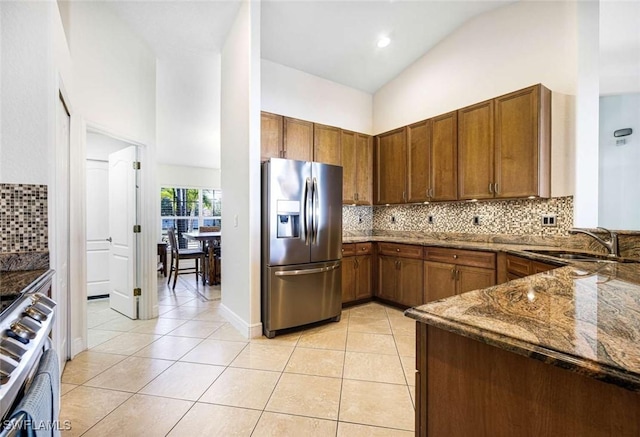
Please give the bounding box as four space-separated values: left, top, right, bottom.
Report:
377 255 397 301
458 100 494 200
342 256 357 303
430 112 458 201
341 130 357 204
375 128 407 204
494 84 551 198
355 255 372 300
284 117 313 161
457 265 495 294
407 119 431 203
424 261 457 303
355 134 373 205
398 258 424 307
261 112 283 161
314 123 341 166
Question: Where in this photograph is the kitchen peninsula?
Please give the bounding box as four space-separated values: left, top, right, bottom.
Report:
405 261 640 436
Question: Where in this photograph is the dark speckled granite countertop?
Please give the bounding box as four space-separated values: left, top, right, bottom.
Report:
343 235 640 391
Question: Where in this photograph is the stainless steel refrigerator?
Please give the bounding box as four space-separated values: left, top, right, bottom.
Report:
261 158 342 338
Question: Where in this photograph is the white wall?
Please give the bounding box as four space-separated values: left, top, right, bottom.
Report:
156 50 222 169
86 131 132 161
0 2 54 184
157 164 221 189
599 93 640 229
373 1 577 134
573 0 600 228
262 59 373 134
68 2 156 146
220 1 262 338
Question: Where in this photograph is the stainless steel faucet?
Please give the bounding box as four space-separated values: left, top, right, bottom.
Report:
568 227 620 257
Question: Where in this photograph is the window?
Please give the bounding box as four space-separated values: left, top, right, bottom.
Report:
160 187 221 248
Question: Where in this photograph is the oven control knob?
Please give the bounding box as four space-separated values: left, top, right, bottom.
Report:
5 329 29 345
24 305 48 322
9 321 37 341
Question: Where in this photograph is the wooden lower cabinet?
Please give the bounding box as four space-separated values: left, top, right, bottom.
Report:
342 243 373 305
416 323 640 436
377 255 423 307
377 255 398 302
423 261 456 302
424 248 496 303
397 258 423 307
505 254 557 279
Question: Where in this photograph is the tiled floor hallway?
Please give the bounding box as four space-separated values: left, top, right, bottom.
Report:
60 275 416 436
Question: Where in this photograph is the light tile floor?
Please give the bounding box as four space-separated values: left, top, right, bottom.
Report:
61 275 416 436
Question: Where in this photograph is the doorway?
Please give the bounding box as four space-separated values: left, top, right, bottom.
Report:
85 130 140 319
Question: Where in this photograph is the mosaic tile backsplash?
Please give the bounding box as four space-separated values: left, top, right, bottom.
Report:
0 184 48 253
343 196 574 237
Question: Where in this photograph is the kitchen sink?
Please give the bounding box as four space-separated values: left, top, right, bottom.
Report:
522 250 632 263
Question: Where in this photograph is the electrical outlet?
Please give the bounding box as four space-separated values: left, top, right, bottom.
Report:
358 213 363 224
427 215 434 224
541 214 557 227
473 216 481 226
391 215 396 224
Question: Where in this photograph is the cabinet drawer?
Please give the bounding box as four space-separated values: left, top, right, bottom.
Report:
532 260 556 274
355 243 372 255
342 244 356 257
378 243 423 259
505 254 532 277
424 247 495 269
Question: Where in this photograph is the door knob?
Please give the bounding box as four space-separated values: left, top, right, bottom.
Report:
106 237 112 242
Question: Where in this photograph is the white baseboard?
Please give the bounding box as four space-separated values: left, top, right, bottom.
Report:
71 336 85 359
218 304 263 339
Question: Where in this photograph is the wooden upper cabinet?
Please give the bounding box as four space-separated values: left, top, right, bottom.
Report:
407 119 431 203
341 130 357 204
355 133 373 205
341 131 373 205
458 100 494 200
261 112 283 161
430 111 458 201
314 123 341 166
283 117 313 161
375 127 407 204
494 84 551 198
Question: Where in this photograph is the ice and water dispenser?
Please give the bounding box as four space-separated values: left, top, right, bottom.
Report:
276 200 300 238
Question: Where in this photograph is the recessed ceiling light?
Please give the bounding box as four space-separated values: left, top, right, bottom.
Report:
377 36 391 48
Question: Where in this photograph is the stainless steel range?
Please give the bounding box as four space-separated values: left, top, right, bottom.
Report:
0 269 56 431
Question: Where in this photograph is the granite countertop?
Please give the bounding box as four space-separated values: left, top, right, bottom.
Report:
0 269 50 297
406 262 640 391
344 234 640 391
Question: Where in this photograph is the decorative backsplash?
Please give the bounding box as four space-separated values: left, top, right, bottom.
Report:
0 184 48 253
344 197 573 237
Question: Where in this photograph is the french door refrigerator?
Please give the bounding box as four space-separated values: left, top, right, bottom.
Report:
261 158 342 338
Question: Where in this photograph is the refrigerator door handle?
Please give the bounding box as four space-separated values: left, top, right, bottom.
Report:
274 263 340 276
303 177 311 245
312 177 319 244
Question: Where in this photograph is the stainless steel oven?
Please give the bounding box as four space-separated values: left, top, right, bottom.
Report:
0 270 59 436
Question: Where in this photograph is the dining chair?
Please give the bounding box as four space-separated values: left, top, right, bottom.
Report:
166 227 206 289
199 226 221 285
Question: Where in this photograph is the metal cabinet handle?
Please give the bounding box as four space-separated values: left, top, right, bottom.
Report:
451 268 456 280
354 259 359 269
106 237 112 243
494 182 499 194
489 183 493 194
396 248 400 252
402 191 406 202
453 254 458 259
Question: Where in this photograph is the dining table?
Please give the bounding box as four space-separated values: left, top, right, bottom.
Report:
183 231 221 285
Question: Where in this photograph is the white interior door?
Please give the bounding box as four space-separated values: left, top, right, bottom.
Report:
86 160 110 297
108 146 138 319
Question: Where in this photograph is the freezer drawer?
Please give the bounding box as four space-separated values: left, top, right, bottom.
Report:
263 261 342 337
